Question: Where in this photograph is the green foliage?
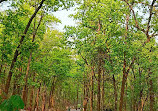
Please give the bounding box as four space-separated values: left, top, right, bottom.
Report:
0 95 24 111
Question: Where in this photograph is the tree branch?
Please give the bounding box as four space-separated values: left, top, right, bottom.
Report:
146 0 157 36
123 0 146 33
151 33 158 37
126 57 136 74
0 0 7 3
80 54 89 66
32 12 44 42
20 0 45 44
135 1 158 7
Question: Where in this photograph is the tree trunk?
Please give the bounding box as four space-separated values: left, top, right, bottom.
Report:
49 91 52 109
0 57 3 75
119 72 127 111
83 73 89 111
101 69 105 110
83 72 86 111
22 53 32 105
29 73 35 111
48 77 56 108
29 86 34 111
124 83 127 111
42 86 46 111
4 0 45 97
12 78 17 95
137 66 144 111
76 82 79 110
90 66 94 111
119 57 135 111
113 74 117 111
119 13 129 111
34 84 41 111
97 54 102 111
149 79 154 111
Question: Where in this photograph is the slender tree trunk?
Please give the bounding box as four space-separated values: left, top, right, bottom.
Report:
83 87 89 111
119 57 135 111
83 98 88 111
97 56 102 111
133 97 136 111
34 84 41 111
29 73 35 111
83 72 89 111
12 78 17 95
101 69 105 110
83 72 86 111
149 79 154 111
0 58 3 75
49 91 52 109
124 83 127 111
113 74 117 111
4 0 45 97
119 72 127 111
76 82 79 110
148 1 156 107
49 77 56 108
90 66 94 111
137 66 144 111
119 13 129 111
0 63 3 92
29 86 34 111
42 86 46 111
0 42 4 74
22 53 32 105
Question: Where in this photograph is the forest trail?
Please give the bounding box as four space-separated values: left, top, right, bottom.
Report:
70 109 81 111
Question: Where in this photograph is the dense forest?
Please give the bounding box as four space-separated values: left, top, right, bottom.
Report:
0 0 158 111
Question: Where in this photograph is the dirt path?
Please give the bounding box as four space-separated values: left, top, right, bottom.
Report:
70 109 81 111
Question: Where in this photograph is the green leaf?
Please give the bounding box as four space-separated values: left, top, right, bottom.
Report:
10 95 24 109
0 95 24 111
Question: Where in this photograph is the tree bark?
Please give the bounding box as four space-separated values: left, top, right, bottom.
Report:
48 77 56 108
124 83 127 111
90 66 94 111
34 84 41 111
119 72 127 111
29 86 34 111
113 74 117 111
4 0 45 97
83 72 89 111
97 55 102 111
76 82 79 110
149 79 154 111
22 53 32 105
29 73 35 111
101 68 105 110
42 86 46 111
